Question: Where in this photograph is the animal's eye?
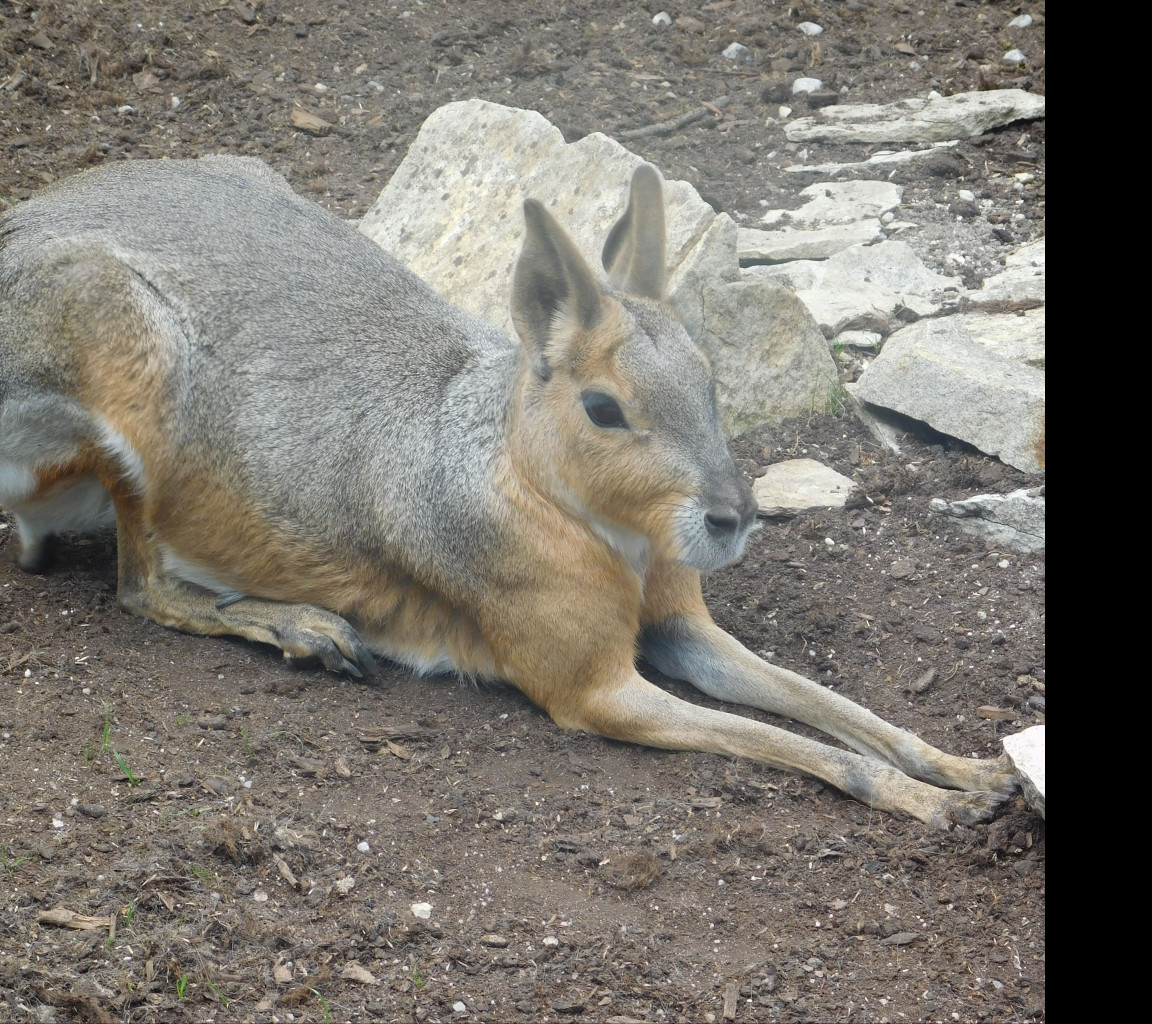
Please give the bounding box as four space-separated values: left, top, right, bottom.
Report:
581 390 628 430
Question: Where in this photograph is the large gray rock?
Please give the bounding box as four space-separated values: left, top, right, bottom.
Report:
850 318 1045 473
692 281 837 435
743 240 957 331
785 89 1046 145
360 101 716 332
360 99 836 434
978 239 1045 304
665 213 742 339
1002 726 1045 819
930 487 1045 553
754 459 857 515
950 308 1045 368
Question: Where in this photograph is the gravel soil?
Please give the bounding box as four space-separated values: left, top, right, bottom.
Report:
1 3 1044 1022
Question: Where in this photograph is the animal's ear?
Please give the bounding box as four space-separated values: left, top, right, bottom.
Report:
512 198 605 364
601 163 666 300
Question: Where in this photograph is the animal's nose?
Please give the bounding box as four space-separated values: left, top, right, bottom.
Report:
704 508 742 537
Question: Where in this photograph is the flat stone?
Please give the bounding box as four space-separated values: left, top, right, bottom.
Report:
754 458 857 515
930 487 1045 553
785 89 1046 145
785 143 961 175
834 329 882 349
850 318 1045 474
1002 725 1044 819
760 180 903 227
738 220 884 261
743 240 955 331
978 239 1045 304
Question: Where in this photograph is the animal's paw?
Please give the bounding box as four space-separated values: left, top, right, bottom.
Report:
976 754 1020 797
938 788 1013 828
275 609 378 678
929 751 1020 795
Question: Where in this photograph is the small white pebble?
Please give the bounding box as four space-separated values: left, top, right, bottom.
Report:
170 95 181 110
411 902 433 920
998 559 1010 569
1008 14 1033 29
722 42 749 60
1002 49 1026 66
543 935 559 947
797 22 823 36
824 537 835 547
778 105 792 119
651 11 671 27
792 77 822 95
454 1002 467 1014
958 189 975 202
357 841 370 852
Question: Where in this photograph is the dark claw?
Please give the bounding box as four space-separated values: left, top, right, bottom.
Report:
350 637 378 677
340 656 364 679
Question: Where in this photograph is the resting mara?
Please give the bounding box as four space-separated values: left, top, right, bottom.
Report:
0 157 1016 825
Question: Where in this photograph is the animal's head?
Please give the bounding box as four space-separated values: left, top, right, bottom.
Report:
510 164 757 573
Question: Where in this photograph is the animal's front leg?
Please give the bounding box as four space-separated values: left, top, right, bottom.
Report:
640 561 1018 797
571 670 1010 827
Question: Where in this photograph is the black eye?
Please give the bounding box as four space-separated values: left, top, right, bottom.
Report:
581 390 628 429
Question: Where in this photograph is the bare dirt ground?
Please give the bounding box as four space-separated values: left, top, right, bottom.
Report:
1 2 1044 1022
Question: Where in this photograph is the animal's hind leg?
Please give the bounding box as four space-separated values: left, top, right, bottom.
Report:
8 477 115 571
110 489 377 676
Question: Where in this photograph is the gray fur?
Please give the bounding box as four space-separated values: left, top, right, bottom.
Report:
1 157 518 594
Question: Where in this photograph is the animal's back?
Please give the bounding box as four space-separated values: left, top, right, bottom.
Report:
0 157 516 579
